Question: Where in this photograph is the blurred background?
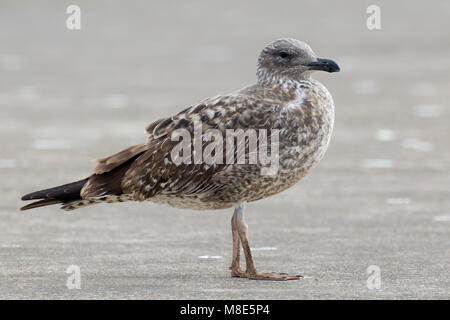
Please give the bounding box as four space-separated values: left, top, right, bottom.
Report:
0 0 448 299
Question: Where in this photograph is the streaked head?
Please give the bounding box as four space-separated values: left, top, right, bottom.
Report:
257 38 340 83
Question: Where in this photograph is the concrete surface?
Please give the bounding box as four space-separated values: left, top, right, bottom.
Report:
0 0 449 299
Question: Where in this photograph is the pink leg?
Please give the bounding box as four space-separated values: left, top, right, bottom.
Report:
233 202 301 281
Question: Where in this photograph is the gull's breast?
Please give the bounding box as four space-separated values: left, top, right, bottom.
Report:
278 80 335 174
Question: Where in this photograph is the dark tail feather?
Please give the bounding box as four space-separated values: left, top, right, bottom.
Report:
20 178 88 211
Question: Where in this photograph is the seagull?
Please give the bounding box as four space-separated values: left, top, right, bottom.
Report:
21 38 339 281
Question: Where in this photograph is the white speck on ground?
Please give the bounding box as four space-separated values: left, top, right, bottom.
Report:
106 94 128 109
32 139 73 150
413 104 443 118
362 159 394 169
17 86 38 102
401 139 433 152
433 216 450 222
1 54 24 71
386 198 411 205
375 129 395 142
0 159 17 169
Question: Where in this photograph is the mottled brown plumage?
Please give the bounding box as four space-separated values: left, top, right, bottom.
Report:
21 38 339 281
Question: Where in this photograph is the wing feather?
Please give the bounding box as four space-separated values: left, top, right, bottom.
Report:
123 94 282 201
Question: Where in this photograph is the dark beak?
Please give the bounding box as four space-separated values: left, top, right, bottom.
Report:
307 58 340 73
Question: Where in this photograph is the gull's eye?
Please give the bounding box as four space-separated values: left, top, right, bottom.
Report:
279 51 290 59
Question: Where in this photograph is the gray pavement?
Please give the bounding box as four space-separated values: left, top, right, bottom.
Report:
0 0 449 299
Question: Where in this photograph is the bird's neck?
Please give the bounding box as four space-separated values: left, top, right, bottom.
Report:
257 69 312 87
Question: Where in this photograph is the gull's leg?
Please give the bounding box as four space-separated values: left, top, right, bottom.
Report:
229 208 246 277
234 202 300 281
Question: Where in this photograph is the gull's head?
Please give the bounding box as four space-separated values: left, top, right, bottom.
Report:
257 38 340 83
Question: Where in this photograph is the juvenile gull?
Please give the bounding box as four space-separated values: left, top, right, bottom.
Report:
21 38 340 281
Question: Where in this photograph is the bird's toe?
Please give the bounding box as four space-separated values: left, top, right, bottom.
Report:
247 271 302 281
230 268 247 278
